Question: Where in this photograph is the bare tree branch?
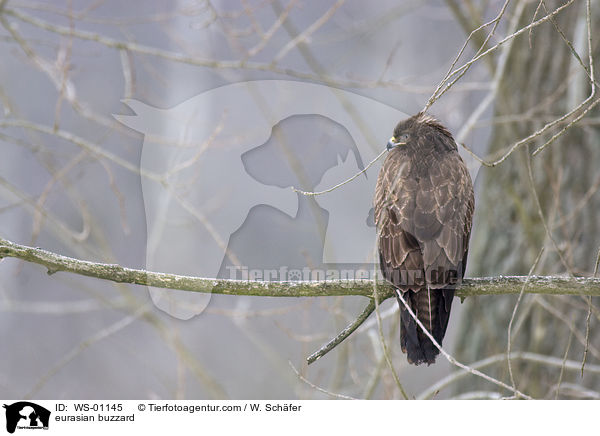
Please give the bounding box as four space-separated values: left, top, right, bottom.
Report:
1 237 600 299
307 299 375 365
0 6 436 91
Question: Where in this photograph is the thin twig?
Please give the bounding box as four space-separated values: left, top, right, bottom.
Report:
531 96 600 157
529 1 544 48
245 0 297 59
292 148 387 197
455 0 526 144
417 351 600 400
396 290 533 399
548 383 600 399
507 247 544 391
2 7 436 91
272 0 346 64
526 145 573 274
555 328 574 399
288 361 356 399
424 0 575 112
582 247 600 375
25 304 149 398
0 118 163 182
424 0 510 112
307 299 375 364
430 0 593 168
540 0 597 87
374 280 409 399
535 296 600 360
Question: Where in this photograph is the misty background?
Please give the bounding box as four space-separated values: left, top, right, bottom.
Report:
1 0 599 399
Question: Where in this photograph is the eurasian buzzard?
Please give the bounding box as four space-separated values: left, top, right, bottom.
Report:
374 113 474 365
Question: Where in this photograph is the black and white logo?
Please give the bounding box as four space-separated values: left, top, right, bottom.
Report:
3 402 50 434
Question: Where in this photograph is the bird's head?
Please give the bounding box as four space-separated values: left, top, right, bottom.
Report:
386 112 455 152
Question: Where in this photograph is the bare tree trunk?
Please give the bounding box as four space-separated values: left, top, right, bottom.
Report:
453 0 600 398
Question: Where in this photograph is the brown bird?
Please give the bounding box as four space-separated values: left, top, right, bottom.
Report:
374 113 474 365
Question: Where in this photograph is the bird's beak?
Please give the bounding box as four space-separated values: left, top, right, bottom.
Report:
386 137 397 151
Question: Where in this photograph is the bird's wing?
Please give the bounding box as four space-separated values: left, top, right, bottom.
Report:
375 151 474 290
375 156 425 290
428 152 474 283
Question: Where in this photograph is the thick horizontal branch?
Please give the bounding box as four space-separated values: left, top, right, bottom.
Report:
1 237 600 298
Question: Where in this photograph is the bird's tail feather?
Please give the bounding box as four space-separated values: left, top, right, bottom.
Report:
397 288 454 365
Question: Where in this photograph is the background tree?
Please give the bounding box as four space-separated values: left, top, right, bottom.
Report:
454 0 600 398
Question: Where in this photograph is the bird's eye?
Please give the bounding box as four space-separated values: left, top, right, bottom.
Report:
398 133 410 143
